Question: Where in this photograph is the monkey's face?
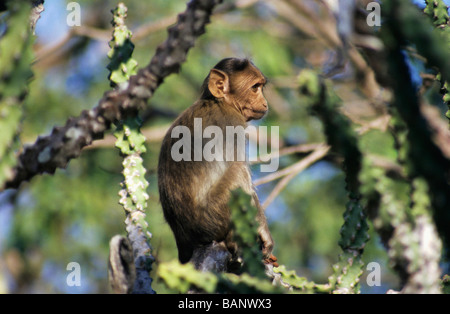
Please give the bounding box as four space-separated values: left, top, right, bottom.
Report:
231 66 268 122
241 82 268 121
206 62 269 122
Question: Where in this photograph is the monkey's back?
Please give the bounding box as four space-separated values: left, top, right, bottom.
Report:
158 100 247 263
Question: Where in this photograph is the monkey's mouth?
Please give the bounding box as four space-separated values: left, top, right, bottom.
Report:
245 107 268 121
252 109 268 115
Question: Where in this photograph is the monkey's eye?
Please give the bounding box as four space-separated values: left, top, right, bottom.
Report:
251 83 262 92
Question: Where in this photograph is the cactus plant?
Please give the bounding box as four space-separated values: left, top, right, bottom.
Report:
228 189 266 278
424 0 450 122
108 3 154 294
380 0 448 284
297 69 370 293
0 1 34 189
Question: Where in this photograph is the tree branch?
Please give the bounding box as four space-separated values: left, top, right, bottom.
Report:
4 0 224 190
261 144 331 209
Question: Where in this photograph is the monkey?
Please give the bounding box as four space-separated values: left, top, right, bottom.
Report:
157 58 276 270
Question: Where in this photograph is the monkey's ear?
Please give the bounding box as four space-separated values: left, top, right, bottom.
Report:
208 69 229 98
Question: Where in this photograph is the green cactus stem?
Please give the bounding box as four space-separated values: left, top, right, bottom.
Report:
229 189 329 293
298 69 369 294
424 0 450 26
219 271 281 293
158 259 281 293
272 265 331 293
381 0 449 271
387 107 442 293
108 3 154 294
329 199 369 294
107 3 138 89
360 103 442 293
0 1 34 189
424 0 450 123
359 160 442 293
228 189 266 279
158 260 219 293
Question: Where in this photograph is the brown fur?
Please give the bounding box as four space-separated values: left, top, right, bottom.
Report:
158 58 274 264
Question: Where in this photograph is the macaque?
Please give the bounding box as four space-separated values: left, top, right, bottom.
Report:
158 58 276 269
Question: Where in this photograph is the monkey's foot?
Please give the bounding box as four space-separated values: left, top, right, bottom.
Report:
264 254 279 267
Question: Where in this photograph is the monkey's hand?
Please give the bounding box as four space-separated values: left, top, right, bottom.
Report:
264 254 279 267
258 227 275 262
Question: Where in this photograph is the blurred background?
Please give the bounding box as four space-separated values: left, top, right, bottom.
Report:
0 0 448 293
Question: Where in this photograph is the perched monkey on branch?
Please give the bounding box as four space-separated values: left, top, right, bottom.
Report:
158 58 276 270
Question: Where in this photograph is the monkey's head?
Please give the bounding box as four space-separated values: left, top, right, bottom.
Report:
200 58 268 122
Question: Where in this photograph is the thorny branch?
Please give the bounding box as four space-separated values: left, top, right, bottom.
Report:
3 0 224 190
